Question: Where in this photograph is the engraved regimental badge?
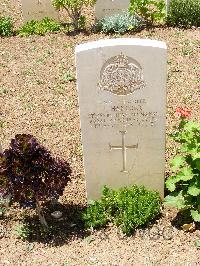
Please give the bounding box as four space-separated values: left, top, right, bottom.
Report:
99 54 145 96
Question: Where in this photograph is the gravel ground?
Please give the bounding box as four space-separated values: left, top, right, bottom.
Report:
0 1 200 266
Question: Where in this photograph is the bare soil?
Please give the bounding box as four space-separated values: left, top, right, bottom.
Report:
0 1 200 265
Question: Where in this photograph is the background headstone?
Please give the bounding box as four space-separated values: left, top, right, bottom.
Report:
95 0 130 20
0 143 2 153
21 0 59 22
76 38 167 200
166 0 171 12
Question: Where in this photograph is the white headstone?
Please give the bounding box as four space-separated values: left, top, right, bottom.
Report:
21 0 59 22
166 0 171 12
0 143 2 153
76 38 167 201
95 0 130 20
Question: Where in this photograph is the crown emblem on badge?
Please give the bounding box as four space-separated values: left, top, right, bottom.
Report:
99 53 145 96
115 54 129 68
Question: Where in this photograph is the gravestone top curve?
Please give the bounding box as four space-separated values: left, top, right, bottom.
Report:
75 38 167 53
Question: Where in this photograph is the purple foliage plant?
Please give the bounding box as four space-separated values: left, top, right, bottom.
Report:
0 134 71 227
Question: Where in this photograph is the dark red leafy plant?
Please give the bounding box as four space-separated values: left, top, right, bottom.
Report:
0 134 71 226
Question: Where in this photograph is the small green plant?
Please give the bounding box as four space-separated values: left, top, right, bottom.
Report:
63 43 73 49
0 86 9 94
0 196 8 217
23 103 34 111
65 98 73 108
0 207 5 217
13 222 31 240
195 240 200 249
25 243 34 252
165 108 200 222
83 185 161 235
96 12 142 34
0 16 13 37
52 84 66 94
129 0 166 25
167 0 200 28
63 70 76 82
0 120 6 128
49 121 61 128
52 0 96 31
181 47 193 56
18 17 62 36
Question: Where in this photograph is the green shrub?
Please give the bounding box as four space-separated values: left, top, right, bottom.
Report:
13 222 31 240
83 185 161 235
96 12 142 34
18 17 62 36
0 16 13 37
164 108 200 222
129 0 166 25
167 0 200 27
52 0 96 31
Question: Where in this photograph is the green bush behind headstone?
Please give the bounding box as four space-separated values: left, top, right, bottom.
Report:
167 0 200 27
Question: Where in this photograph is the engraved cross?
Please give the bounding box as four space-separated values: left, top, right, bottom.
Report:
109 131 138 173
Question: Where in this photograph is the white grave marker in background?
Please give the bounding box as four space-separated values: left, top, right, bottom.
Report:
21 0 59 22
76 38 167 200
166 0 171 12
95 0 130 20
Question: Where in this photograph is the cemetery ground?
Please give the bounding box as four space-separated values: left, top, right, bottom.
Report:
0 4 200 266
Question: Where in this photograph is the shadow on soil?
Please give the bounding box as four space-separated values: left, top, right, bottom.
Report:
164 180 200 231
22 202 90 247
171 209 200 231
62 22 160 37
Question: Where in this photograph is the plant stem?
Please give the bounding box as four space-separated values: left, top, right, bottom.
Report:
36 198 48 228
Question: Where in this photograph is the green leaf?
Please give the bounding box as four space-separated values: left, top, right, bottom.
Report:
165 176 177 192
191 210 200 222
195 240 200 249
195 158 200 171
191 152 200 161
185 121 200 132
188 185 200 196
170 155 185 170
164 191 187 209
178 167 194 181
88 200 95 205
